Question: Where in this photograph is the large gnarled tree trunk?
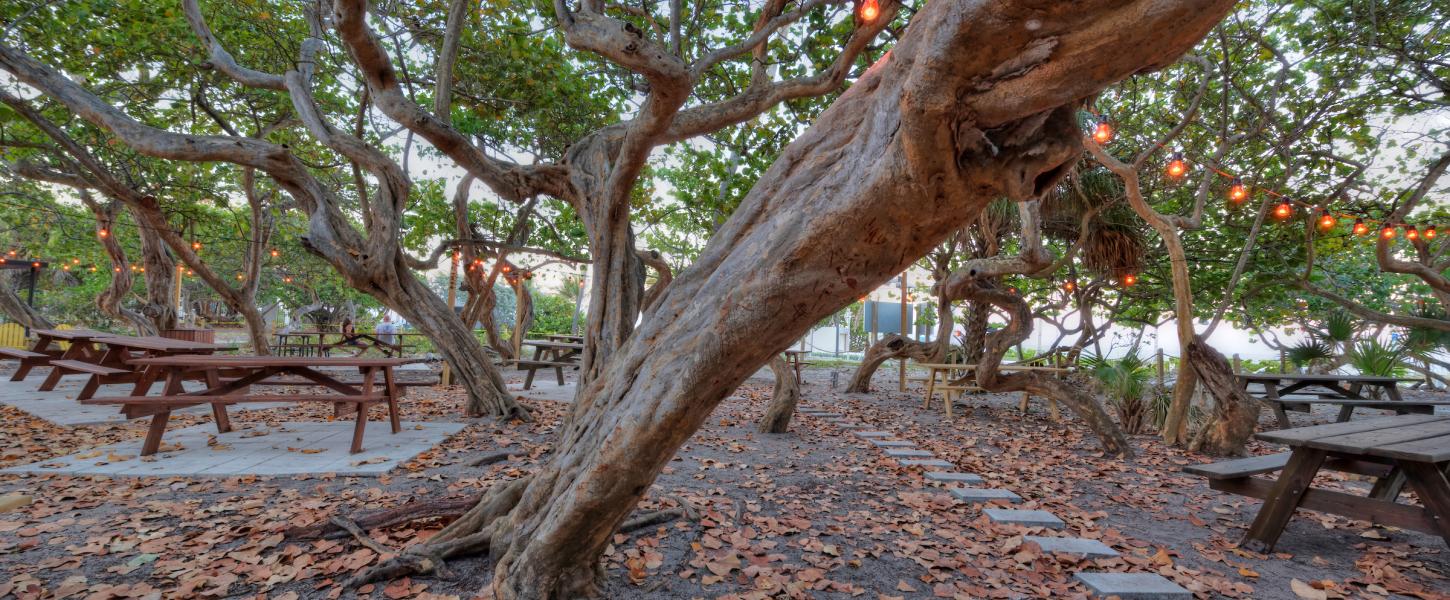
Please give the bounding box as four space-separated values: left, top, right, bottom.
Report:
348 2 1229 596
1186 337 1261 456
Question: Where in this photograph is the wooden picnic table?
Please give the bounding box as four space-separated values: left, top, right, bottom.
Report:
543 334 584 343
1240 373 1422 428
782 350 811 381
277 331 425 357
1189 414 1450 552
0 328 110 381
919 363 1072 419
36 335 232 400
85 355 423 456
514 339 585 389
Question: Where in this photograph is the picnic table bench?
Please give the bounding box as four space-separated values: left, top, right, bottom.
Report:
0 328 109 381
84 355 422 456
1185 414 1450 551
36 335 232 400
1240 373 1423 428
919 363 1072 419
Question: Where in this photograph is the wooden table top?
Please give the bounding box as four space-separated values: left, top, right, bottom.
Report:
525 339 584 349
1257 414 1450 463
33 328 110 340
95 335 231 352
129 355 423 367
1239 373 1418 383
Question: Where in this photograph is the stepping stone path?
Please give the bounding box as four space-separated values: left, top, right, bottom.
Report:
1074 573 1191 599
948 487 1022 503
807 405 1168 600
924 471 984 484
1025 536 1119 558
884 449 933 458
900 459 954 467
983 508 1064 529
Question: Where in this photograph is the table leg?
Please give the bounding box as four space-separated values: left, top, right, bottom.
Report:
1400 460 1450 545
1369 466 1407 502
1242 448 1326 553
923 368 938 410
1018 391 1030 413
1265 384 1290 429
141 410 172 456
211 401 233 433
1335 404 1355 422
1384 384 1405 403
383 367 401 433
351 401 368 454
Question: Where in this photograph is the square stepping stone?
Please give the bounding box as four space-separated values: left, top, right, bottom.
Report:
835 422 868 430
948 487 1022 503
983 509 1064 528
884 449 933 458
1025 536 1119 558
925 471 984 484
870 439 914 447
853 430 892 438
1074 573 1190 599
900 459 954 467
807 412 843 418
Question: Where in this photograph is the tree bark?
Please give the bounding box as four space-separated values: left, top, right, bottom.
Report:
961 300 990 362
845 333 942 393
941 272 1131 456
757 356 799 433
0 273 51 330
1186 337 1260 456
78 192 155 335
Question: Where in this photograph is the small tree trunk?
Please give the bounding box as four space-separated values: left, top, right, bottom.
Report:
135 224 178 332
1186 338 1261 456
81 193 156 335
962 300 990 362
846 334 940 392
0 274 51 330
758 356 799 433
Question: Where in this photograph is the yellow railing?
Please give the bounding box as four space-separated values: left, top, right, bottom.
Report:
0 323 25 349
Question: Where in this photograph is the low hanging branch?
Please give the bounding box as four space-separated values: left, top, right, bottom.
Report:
941 271 1132 457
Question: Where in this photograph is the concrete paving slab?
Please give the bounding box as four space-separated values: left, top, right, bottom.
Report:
834 422 868 430
507 380 576 404
0 375 282 426
852 430 892 438
1073 573 1190 599
900 459 954 467
3 421 467 478
869 439 914 447
948 487 1022 503
884 449 933 458
924 471 984 484
983 509 1064 528
1025 536 1119 558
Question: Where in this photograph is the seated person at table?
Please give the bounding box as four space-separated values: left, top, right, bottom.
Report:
376 314 398 345
340 318 367 356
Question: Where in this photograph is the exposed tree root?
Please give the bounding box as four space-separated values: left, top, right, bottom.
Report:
469 450 515 467
845 334 943 393
287 494 484 540
758 356 800 433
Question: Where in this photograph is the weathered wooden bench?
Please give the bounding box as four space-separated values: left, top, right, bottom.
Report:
43 359 131 399
1184 451 1406 502
0 348 53 381
81 394 391 454
1262 397 1450 428
514 360 571 390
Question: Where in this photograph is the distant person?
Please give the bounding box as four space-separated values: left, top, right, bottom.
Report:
340 317 366 356
376 314 398 345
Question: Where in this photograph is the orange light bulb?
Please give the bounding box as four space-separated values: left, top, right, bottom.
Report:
1406 225 1419 240
1318 211 1336 231
859 0 879 22
1381 226 1396 240
1273 202 1293 219
192 241 202 251
1426 226 1438 240
269 248 280 258
1166 153 1187 178
1092 121 1113 144
1228 178 1248 204
1353 219 1369 236
1063 281 1076 292
1122 274 1137 287
98 229 109 238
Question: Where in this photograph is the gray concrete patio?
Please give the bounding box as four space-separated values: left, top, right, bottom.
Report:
3 420 467 477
